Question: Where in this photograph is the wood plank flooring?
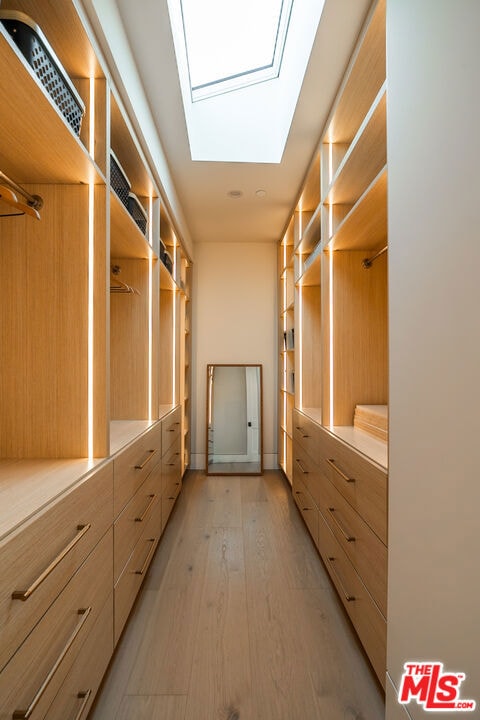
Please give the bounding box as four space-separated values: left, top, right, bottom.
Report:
89 470 385 720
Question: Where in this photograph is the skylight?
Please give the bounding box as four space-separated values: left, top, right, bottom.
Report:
181 0 293 101
168 0 326 162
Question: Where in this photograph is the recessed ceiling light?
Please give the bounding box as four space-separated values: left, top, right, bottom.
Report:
227 190 243 199
255 189 267 198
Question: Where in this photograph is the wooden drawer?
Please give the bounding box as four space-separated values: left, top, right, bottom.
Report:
318 476 387 616
161 494 177 533
113 424 162 517
317 514 386 687
114 463 162 582
162 437 182 498
292 475 319 548
293 440 326 508
114 503 161 645
161 406 182 456
0 461 113 673
0 528 113 719
293 409 326 465
45 594 113 720
318 427 387 544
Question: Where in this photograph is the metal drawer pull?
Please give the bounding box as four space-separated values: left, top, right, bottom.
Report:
326 458 355 483
73 690 92 720
295 425 310 438
294 458 308 474
135 538 156 575
135 449 157 469
328 507 355 542
135 494 156 522
326 557 355 602
13 607 92 719
12 524 91 601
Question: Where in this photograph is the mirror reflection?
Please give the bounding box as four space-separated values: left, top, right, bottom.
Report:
207 364 263 475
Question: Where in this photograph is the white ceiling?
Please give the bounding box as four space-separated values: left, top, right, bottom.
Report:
86 0 372 249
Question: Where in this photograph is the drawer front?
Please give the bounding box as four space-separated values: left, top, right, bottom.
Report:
0 528 113 719
319 428 387 544
318 477 387 616
114 505 161 645
45 594 113 720
293 409 326 464
114 463 162 582
292 475 319 548
162 437 182 499
317 514 386 686
161 406 182 456
293 440 327 509
113 424 162 517
161 495 176 533
0 461 113 672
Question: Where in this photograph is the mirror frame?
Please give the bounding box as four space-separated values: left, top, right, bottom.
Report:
206 363 263 475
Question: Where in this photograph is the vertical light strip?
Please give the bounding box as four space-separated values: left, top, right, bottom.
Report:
172 287 177 405
87 76 95 457
298 284 303 409
328 141 333 185
148 196 153 420
329 247 334 427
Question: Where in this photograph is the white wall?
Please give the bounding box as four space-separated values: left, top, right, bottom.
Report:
191 241 277 470
387 2 480 717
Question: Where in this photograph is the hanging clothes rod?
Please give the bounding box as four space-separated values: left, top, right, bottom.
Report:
362 245 388 269
0 169 43 219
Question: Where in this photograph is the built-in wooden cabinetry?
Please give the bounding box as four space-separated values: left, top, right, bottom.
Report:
278 0 388 688
0 0 190 716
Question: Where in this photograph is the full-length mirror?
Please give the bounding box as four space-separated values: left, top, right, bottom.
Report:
206 364 263 475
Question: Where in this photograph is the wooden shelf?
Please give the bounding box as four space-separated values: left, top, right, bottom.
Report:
329 168 387 251
324 86 386 206
110 192 154 259
111 93 156 198
296 205 321 255
297 242 322 286
0 30 100 185
323 0 385 145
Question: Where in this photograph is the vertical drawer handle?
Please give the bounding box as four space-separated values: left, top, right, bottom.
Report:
135 538 157 575
12 524 91 601
326 458 355 483
326 557 355 602
12 607 92 719
294 458 308 474
73 690 92 720
135 494 156 522
135 449 157 469
327 507 356 542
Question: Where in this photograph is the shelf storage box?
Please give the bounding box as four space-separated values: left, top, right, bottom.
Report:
110 151 131 208
127 192 148 235
0 10 85 135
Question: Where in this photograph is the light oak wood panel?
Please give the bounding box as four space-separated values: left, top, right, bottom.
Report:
110 193 154 259
1 0 103 79
329 167 387 251
299 284 322 409
161 405 182 455
114 462 162 581
45 593 113 720
319 472 387 616
0 527 112 719
159 288 175 405
76 77 108 175
0 32 99 184
110 257 151 420
319 426 388 545
299 152 320 212
0 461 112 672
328 249 388 428
317 513 386 687
113 423 161 518
0 184 105 457
323 0 385 145
292 474 319 547
324 87 387 206
93 184 110 457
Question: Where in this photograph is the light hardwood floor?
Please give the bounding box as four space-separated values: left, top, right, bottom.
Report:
90 470 385 720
